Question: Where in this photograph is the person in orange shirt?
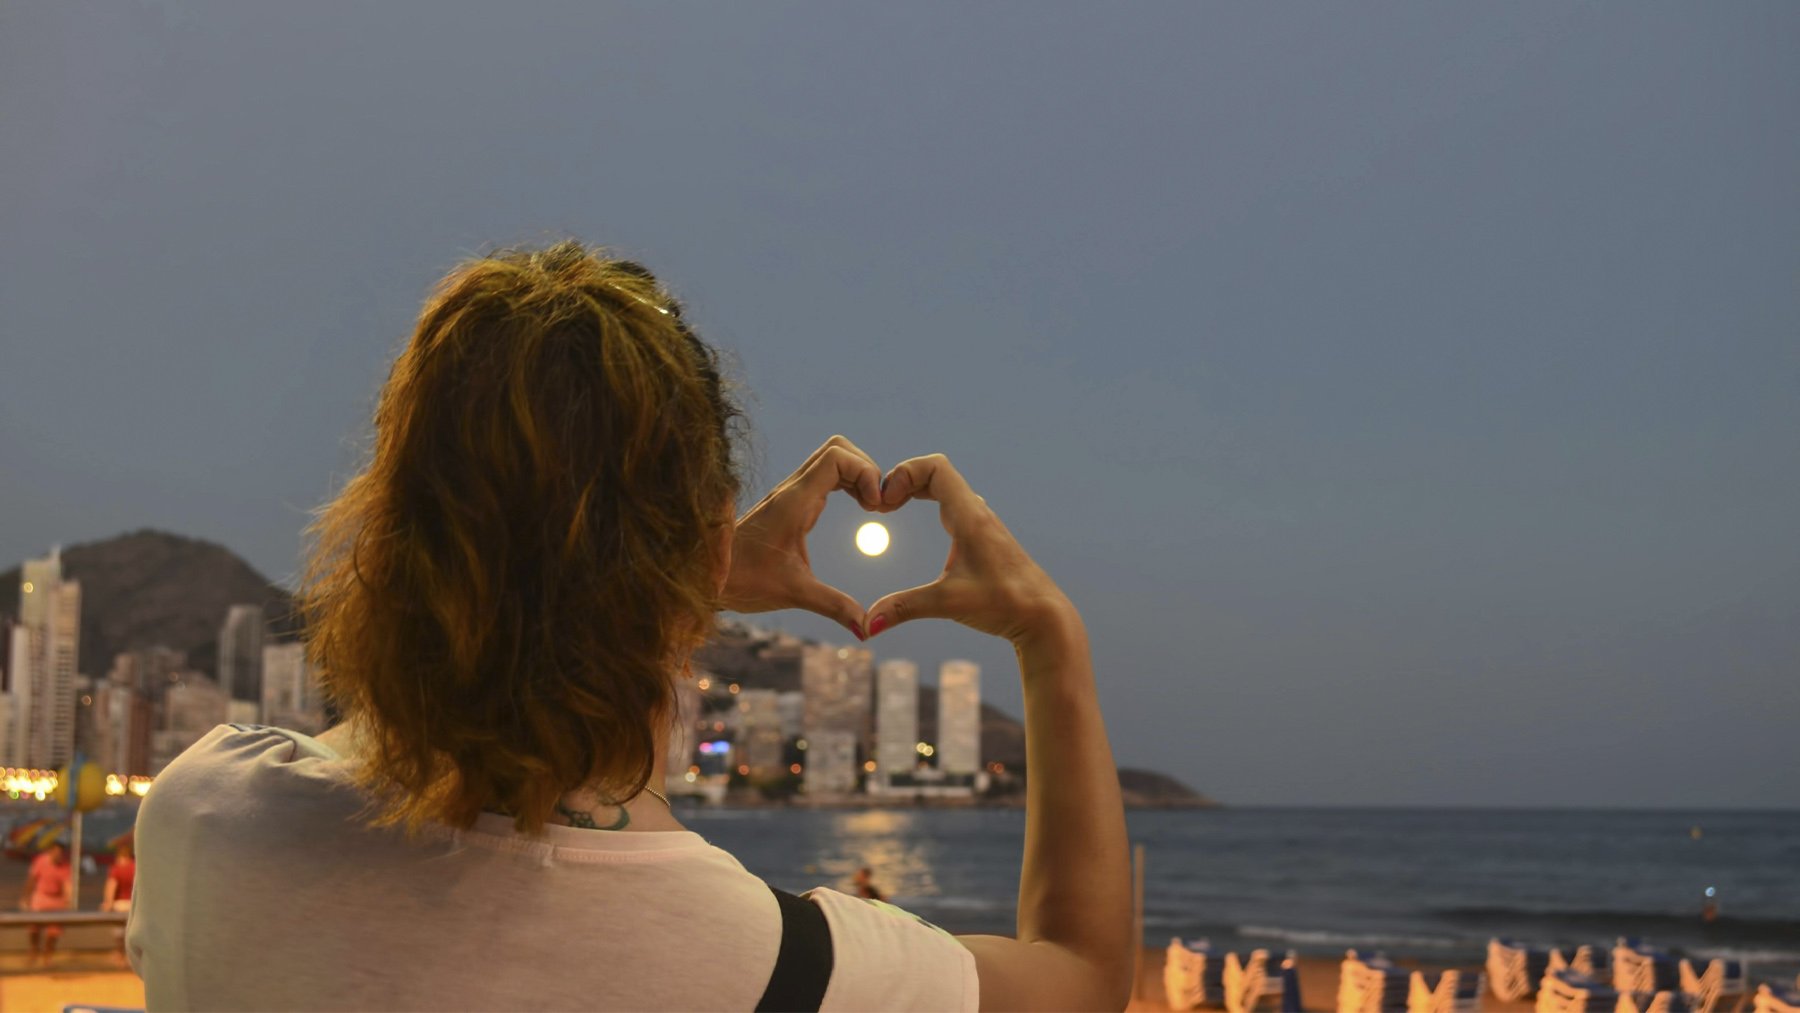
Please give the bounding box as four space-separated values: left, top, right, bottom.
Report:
20 839 73 966
103 838 136 966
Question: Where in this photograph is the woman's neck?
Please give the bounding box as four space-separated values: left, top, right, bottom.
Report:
316 717 685 833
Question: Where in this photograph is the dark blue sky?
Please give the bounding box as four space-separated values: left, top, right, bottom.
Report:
3 4 1795 806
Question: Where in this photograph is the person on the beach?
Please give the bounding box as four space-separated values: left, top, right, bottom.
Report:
853 866 885 902
20 838 72 966
103 837 136 966
127 242 1131 1010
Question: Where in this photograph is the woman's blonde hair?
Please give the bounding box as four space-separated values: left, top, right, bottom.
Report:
301 241 741 834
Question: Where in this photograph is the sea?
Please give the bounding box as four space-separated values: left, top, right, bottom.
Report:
10 803 1797 982
686 806 1800 981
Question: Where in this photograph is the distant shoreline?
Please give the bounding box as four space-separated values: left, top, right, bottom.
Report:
673 794 1220 811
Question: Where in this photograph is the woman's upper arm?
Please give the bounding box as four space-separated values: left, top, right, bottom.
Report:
958 934 1120 1012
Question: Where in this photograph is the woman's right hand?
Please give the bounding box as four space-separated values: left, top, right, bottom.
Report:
863 454 1077 647
721 435 884 641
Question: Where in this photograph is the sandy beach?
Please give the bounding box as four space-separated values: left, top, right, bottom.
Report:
0 940 1769 1012
1125 946 1536 1013
0 945 1534 1013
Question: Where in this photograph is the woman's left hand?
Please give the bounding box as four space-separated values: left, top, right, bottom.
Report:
721 436 883 640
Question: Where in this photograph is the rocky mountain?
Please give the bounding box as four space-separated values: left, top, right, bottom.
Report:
1 529 1217 807
1118 768 1218 809
0 530 301 681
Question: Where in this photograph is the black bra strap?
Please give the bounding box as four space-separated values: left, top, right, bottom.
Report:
756 886 834 1012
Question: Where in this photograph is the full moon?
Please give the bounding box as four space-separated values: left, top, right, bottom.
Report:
855 522 890 556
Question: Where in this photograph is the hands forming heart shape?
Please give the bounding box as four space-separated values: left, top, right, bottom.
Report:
720 437 1074 648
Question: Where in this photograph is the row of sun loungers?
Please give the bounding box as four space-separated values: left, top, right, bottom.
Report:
1340 949 1485 1013
1490 938 1764 1013
1164 938 1302 1013
1166 936 1790 1012
1165 939 1478 1013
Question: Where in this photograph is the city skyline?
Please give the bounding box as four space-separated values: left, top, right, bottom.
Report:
0 546 993 809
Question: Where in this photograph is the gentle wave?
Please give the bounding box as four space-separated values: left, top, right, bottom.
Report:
903 895 1012 913
1433 906 1800 937
1239 925 1465 950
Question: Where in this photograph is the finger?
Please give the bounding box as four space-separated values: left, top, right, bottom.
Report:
824 436 884 508
795 435 877 487
880 454 982 523
823 434 879 472
792 577 872 641
800 445 883 511
863 579 955 638
739 436 878 523
794 435 847 473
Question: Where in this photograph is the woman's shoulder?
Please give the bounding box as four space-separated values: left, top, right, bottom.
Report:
148 722 329 794
137 723 358 845
156 722 337 777
804 887 980 1011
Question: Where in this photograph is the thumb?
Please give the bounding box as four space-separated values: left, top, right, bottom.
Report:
793 578 871 642
863 580 952 639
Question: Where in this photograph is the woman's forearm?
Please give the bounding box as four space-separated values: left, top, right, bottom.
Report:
1013 612 1134 1002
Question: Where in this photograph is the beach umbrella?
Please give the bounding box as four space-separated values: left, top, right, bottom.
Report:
55 758 107 813
3 816 67 862
55 753 106 901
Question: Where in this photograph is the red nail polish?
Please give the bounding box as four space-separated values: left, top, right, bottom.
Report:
867 614 889 637
849 621 865 641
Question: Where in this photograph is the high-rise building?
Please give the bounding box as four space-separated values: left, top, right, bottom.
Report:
802 729 857 796
735 689 786 782
875 659 919 792
776 691 805 739
261 641 323 733
92 648 185 775
937 660 981 784
106 652 139 692
800 643 873 758
9 549 81 770
0 616 14 694
154 674 228 772
218 604 265 705
0 623 25 763
125 693 153 776
136 646 189 705
91 680 150 776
